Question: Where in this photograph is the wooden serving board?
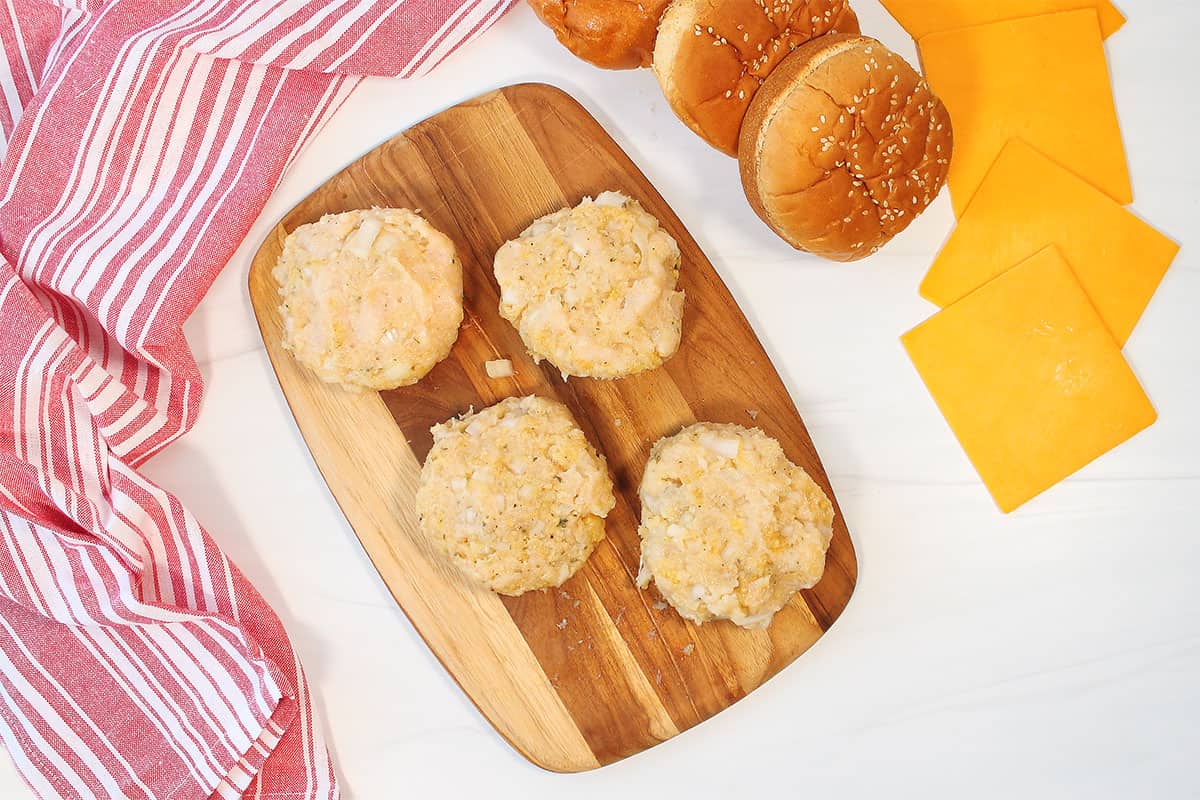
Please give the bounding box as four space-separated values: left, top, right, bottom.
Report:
248 83 857 772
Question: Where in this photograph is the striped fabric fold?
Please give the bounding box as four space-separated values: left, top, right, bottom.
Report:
0 1 513 797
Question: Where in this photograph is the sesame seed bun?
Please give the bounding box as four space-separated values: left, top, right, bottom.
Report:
528 0 673 69
653 0 859 156
738 35 953 261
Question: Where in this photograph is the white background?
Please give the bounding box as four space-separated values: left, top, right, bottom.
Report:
4 1 1199 797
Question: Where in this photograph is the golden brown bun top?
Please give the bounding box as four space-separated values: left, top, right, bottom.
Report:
529 0 673 69
653 0 859 155
739 35 952 261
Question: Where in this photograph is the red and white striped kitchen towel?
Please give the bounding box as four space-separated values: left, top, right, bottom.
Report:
0 1 513 798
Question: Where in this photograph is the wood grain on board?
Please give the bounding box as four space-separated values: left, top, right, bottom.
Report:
248 83 857 772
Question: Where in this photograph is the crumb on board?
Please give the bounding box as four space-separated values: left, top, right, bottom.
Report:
572 599 580 608
614 418 622 427
485 358 513 378
647 629 658 640
556 618 568 630
682 643 695 656
746 409 759 420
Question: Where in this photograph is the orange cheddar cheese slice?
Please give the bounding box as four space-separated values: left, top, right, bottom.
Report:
920 139 1179 346
902 247 1156 513
919 10 1131 215
879 0 1126 41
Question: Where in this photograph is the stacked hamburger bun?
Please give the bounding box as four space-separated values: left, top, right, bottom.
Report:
528 0 673 69
740 35 952 260
528 0 952 261
654 0 859 155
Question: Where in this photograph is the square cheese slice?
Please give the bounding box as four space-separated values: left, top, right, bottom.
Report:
879 0 1125 41
920 139 1179 346
919 10 1131 215
902 247 1156 513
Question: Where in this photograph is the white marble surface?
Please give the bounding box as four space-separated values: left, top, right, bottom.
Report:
4 2 1199 797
